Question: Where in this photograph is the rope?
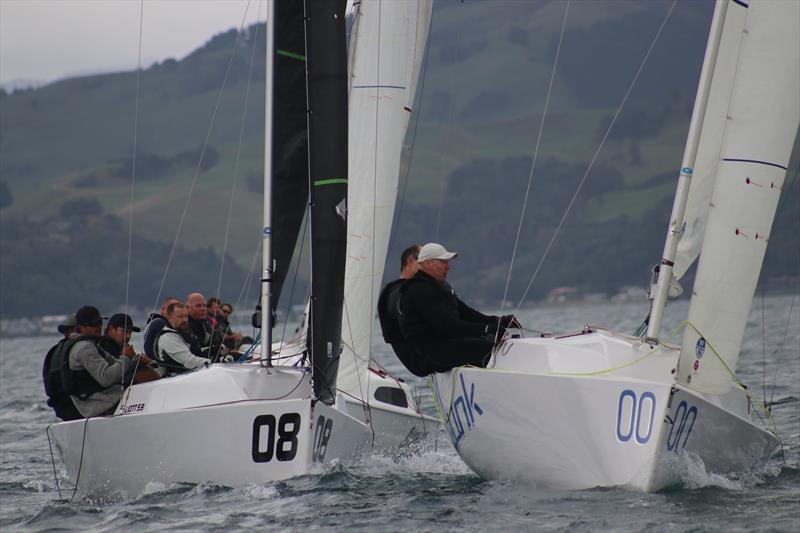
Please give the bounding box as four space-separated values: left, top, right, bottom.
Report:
124 0 144 322
768 278 798 407
499 0 570 322
122 0 146 389
210 0 262 354
151 1 253 315
682 320 781 442
513 0 678 312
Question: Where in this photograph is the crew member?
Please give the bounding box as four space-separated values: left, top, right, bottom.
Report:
377 245 429 376
398 243 518 375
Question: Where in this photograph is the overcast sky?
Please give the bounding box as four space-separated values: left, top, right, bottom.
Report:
0 0 265 86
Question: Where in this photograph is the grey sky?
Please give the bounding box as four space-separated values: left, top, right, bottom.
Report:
0 0 264 85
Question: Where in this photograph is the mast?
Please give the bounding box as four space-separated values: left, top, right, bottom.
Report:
262 0 276 362
305 0 349 405
645 0 729 342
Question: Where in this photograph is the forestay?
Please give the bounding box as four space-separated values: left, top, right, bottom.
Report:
338 1 432 402
677 0 800 394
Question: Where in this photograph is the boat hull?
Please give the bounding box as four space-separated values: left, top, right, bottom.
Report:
48 366 371 497
430 332 779 491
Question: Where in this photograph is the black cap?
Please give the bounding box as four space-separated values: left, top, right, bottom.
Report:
75 306 107 326
107 313 141 332
57 314 77 334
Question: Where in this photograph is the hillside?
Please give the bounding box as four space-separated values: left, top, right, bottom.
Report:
1 0 797 318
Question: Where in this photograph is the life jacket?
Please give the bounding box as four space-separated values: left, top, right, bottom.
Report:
154 326 197 376
142 314 168 359
59 336 108 401
42 338 82 421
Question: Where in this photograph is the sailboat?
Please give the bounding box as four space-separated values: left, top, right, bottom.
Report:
430 0 799 491
47 0 373 497
255 0 439 448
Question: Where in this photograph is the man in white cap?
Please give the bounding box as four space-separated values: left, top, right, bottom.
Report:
396 242 519 375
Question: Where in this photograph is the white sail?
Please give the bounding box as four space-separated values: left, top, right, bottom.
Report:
677 0 800 394
338 0 433 402
672 4 748 279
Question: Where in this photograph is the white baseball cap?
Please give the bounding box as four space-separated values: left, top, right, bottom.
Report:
417 242 458 262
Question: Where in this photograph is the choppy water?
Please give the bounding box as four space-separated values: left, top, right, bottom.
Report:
1 296 798 532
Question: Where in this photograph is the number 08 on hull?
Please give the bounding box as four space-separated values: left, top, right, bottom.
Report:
48 366 371 497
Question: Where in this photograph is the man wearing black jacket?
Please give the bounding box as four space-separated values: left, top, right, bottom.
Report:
397 243 518 375
377 244 425 375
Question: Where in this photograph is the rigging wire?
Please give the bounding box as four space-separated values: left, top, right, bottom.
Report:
124 0 144 321
278 207 309 353
512 0 678 314
497 0 569 326
122 0 145 388
150 1 253 315
210 1 262 354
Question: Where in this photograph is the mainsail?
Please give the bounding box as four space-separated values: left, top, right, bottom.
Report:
305 0 349 405
677 0 800 393
337 0 433 403
271 0 310 311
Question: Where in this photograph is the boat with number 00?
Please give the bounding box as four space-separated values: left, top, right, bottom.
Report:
431 0 798 491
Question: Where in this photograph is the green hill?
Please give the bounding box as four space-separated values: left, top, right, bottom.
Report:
1 0 797 318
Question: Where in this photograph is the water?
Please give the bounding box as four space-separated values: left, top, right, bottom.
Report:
2 297 798 532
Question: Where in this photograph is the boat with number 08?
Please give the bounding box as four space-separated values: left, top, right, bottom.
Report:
48 0 373 497
431 0 798 491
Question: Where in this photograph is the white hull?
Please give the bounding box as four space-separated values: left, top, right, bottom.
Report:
254 342 441 450
339 369 440 451
48 365 371 497
431 330 778 491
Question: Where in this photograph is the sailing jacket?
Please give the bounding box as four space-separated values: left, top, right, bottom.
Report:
399 271 497 343
377 278 431 377
66 336 137 418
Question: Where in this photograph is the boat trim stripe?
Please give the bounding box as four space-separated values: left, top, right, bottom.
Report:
723 158 788 171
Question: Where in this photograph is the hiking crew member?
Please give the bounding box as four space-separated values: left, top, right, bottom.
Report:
186 292 224 359
63 306 142 418
99 313 160 383
377 244 429 376
398 243 519 375
142 297 180 359
42 314 81 420
155 302 211 376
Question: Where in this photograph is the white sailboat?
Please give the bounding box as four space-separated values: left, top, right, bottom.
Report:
430 0 799 491
47 0 372 497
